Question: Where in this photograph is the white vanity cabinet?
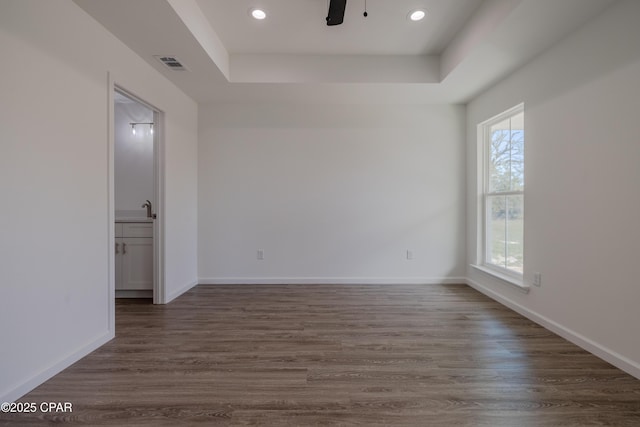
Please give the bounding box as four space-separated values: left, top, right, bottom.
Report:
115 222 153 291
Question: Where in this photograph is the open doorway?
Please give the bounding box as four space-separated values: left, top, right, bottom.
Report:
112 87 164 305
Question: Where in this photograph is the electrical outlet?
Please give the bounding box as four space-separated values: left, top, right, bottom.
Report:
257 250 264 260
406 250 413 260
533 272 542 287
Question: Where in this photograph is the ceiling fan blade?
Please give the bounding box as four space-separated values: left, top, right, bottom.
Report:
326 0 347 26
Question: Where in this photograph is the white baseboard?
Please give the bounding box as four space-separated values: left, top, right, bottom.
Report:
165 279 198 303
198 277 467 285
1 331 113 403
466 277 640 380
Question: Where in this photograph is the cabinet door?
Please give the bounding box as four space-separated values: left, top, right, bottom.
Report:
115 238 124 290
121 237 153 290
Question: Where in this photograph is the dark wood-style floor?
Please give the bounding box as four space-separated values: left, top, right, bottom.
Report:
3 284 640 426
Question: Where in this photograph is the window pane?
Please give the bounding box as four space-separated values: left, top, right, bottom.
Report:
506 195 524 273
488 195 507 268
489 113 525 193
489 119 511 193
487 194 523 273
510 112 524 191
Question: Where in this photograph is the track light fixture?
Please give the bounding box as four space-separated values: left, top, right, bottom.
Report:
130 122 154 136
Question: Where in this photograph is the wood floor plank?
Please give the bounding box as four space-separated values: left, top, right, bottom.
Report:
2 284 639 426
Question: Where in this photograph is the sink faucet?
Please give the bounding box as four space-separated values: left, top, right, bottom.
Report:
142 200 153 218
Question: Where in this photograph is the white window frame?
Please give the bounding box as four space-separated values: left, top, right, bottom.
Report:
475 104 526 289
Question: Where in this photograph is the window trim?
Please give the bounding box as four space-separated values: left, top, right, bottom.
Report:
471 264 529 293
477 103 526 287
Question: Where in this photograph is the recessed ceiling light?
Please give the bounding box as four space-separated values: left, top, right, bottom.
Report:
250 8 266 20
408 9 426 22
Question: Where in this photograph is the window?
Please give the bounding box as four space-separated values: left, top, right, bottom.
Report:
479 104 524 278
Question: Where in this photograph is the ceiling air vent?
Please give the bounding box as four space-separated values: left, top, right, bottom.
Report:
154 55 189 71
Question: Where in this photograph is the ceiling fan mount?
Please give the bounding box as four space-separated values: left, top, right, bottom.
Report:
326 0 347 26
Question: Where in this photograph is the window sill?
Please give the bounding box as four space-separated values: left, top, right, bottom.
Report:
471 264 530 294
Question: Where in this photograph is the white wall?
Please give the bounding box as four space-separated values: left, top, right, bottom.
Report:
466 0 640 378
198 104 466 284
0 0 198 401
114 100 154 218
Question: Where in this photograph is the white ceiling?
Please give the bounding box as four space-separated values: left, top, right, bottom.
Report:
196 0 483 56
114 91 136 104
73 0 617 104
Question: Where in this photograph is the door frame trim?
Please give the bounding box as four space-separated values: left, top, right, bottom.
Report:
107 74 166 334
